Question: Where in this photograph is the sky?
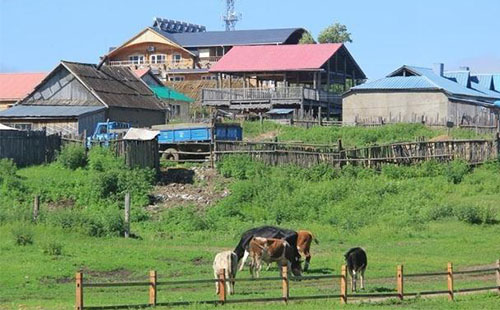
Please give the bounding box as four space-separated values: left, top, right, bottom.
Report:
1 0 499 79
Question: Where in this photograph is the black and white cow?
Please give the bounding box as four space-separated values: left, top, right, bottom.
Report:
234 226 302 276
344 247 367 292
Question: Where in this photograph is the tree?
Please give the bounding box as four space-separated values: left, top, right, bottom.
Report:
299 31 316 44
318 23 352 44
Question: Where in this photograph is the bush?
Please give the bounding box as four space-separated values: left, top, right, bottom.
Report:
57 144 87 170
162 206 208 231
42 240 63 256
446 160 470 184
454 205 482 224
11 224 34 246
424 204 454 221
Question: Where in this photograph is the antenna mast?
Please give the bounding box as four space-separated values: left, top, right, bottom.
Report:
222 0 241 31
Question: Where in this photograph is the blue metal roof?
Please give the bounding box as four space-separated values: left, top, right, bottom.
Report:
470 81 500 99
0 105 105 118
266 108 295 115
472 74 494 90
493 75 500 92
494 100 500 107
444 71 470 88
352 76 437 90
153 27 305 48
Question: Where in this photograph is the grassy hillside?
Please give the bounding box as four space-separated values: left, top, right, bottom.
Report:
242 122 493 147
1 142 499 309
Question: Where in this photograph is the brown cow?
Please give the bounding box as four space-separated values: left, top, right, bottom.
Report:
297 230 319 272
248 237 300 278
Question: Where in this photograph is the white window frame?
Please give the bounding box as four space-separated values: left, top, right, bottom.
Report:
168 76 185 82
172 53 182 64
150 54 166 64
129 54 145 64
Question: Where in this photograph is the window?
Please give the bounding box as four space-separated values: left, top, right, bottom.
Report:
150 54 166 64
168 76 185 82
172 53 182 63
202 75 217 80
129 55 144 64
14 123 32 131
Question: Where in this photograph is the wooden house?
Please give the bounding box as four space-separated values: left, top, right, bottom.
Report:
0 61 166 135
202 43 366 119
104 18 306 82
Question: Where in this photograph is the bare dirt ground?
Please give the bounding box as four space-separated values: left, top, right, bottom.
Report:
147 166 230 216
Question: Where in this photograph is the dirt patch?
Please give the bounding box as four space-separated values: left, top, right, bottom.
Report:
250 130 279 142
39 276 72 284
429 135 451 142
47 198 75 210
191 256 209 266
148 166 230 215
78 267 135 281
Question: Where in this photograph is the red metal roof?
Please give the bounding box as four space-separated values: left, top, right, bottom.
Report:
210 43 343 73
131 68 150 78
0 73 46 101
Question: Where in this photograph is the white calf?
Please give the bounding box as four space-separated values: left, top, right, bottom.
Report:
213 251 238 295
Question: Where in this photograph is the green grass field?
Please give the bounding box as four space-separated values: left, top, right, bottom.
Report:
1 124 499 309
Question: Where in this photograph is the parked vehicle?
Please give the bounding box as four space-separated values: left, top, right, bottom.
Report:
86 121 131 148
152 123 242 161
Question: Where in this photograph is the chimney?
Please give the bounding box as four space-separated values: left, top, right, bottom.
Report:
433 63 444 77
459 66 470 71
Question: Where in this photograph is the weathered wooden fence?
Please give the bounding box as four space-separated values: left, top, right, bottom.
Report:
110 139 160 173
0 130 61 166
215 137 500 168
75 259 500 309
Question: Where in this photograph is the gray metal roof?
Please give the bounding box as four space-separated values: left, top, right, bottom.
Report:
0 105 105 118
154 27 306 48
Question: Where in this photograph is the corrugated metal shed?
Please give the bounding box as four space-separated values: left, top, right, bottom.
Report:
157 27 305 48
0 105 105 118
352 76 437 90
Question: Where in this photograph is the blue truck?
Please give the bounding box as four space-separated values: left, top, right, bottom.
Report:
87 121 242 161
152 123 242 161
86 121 131 148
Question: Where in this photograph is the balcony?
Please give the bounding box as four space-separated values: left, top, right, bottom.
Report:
202 87 342 112
108 59 194 70
198 56 223 68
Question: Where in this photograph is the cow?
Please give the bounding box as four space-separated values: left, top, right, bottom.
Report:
344 247 367 292
296 230 319 272
213 251 238 295
248 237 297 278
233 226 302 276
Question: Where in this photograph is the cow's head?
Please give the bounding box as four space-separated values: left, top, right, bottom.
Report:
291 256 302 276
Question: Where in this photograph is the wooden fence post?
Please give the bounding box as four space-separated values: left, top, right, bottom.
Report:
496 259 500 294
340 264 347 304
218 269 226 304
33 195 40 222
447 262 454 301
281 265 289 304
124 192 130 238
149 270 157 306
75 272 83 310
397 265 404 300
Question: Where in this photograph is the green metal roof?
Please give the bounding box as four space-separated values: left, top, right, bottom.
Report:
150 86 194 103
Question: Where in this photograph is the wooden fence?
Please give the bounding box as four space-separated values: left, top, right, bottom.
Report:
215 137 500 168
0 130 61 167
109 139 160 173
75 260 500 309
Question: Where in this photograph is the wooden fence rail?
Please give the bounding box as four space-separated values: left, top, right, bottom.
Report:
0 130 61 167
215 136 500 168
75 260 500 309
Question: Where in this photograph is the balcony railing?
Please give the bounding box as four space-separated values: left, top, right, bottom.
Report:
202 87 342 106
108 59 194 69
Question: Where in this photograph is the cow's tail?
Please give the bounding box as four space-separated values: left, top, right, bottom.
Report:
312 235 319 245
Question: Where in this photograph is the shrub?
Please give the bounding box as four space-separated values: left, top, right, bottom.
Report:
57 144 87 170
446 160 470 184
11 224 34 246
88 147 124 171
42 240 63 256
424 204 454 221
454 205 482 224
162 206 208 231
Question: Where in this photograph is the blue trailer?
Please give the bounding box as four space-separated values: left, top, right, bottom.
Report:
151 123 242 161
